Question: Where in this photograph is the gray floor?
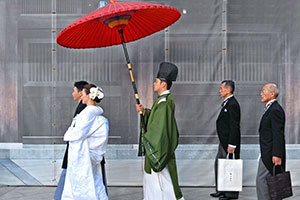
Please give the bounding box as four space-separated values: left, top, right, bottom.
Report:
0 186 299 200
1 145 300 199
2 144 300 187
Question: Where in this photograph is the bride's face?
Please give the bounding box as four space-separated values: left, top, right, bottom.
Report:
81 89 89 104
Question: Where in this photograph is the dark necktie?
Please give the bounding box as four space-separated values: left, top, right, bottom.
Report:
221 99 228 108
264 101 274 113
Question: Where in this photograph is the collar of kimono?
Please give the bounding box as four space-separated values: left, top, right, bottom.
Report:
159 90 170 96
152 90 170 107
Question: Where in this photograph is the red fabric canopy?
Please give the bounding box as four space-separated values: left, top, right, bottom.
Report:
56 1 181 48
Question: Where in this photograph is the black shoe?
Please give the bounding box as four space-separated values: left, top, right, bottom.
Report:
210 192 225 198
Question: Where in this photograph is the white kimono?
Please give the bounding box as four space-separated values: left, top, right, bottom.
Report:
62 105 109 200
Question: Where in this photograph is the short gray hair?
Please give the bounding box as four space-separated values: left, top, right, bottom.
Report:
268 83 279 97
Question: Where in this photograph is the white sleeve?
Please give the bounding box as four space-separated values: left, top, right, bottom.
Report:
64 111 95 142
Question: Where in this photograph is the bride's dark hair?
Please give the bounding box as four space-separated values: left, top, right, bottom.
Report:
83 84 103 103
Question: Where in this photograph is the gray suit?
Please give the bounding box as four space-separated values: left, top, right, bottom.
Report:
256 158 271 200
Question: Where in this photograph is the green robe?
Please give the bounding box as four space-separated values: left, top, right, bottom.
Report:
138 93 183 200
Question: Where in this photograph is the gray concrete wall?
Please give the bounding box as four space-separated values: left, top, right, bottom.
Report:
0 0 19 143
1 0 300 146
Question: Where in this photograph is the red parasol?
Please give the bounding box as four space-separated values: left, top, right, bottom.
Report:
57 0 181 131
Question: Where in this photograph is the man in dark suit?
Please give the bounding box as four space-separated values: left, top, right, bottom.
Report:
210 80 241 200
256 83 286 200
54 80 88 200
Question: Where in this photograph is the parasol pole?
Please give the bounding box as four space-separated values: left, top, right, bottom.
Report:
118 29 147 132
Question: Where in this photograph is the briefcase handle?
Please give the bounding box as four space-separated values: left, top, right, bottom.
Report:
226 153 235 159
272 165 284 176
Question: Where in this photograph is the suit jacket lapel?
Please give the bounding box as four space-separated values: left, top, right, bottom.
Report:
259 101 277 131
259 111 267 132
217 107 224 121
217 96 233 120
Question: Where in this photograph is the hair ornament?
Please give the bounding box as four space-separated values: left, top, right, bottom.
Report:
89 87 104 100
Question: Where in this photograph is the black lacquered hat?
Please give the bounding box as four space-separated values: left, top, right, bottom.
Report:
156 62 178 82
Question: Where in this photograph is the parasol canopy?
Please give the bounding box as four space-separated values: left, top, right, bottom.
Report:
57 0 181 48
56 0 181 133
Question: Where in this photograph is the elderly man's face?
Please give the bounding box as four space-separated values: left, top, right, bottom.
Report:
260 85 275 104
219 83 230 99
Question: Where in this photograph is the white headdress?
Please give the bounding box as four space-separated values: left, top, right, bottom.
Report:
89 87 104 100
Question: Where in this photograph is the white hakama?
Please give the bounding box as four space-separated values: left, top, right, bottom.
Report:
143 166 184 200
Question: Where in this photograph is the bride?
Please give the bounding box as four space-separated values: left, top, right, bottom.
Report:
62 84 109 200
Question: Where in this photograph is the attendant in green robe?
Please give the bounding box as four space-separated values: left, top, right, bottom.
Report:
136 62 184 200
